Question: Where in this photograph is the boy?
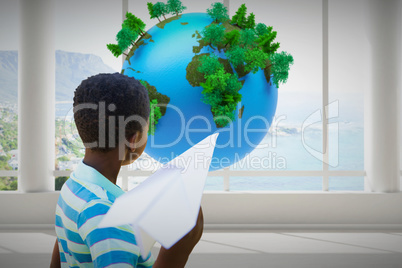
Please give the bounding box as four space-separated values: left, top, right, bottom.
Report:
51 73 203 267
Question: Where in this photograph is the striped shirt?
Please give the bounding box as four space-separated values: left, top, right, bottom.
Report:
55 160 155 267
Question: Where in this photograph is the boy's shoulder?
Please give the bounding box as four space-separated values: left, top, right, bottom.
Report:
57 176 113 229
60 177 109 210
58 160 124 216
55 161 155 267
62 175 111 204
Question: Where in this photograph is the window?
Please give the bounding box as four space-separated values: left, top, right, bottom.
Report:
51 0 367 192
216 0 365 191
0 0 19 191
54 0 122 189
225 0 324 191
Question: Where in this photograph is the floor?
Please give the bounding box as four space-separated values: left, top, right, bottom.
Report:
0 229 402 268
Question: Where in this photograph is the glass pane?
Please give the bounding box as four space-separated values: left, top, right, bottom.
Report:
55 0 122 167
205 177 223 191
55 0 122 73
128 176 147 191
128 153 163 172
228 0 323 172
0 112 18 171
55 116 84 168
0 0 19 191
129 0 213 31
230 177 322 191
329 177 364 191
328 1 365 171
126 176 223 191
0 177 17 191
116 176 123 189
55 176 69 191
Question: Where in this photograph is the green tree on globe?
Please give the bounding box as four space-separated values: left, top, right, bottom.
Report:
106 1 294 170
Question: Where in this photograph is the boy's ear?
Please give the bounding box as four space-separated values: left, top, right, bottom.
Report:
128 132 140 152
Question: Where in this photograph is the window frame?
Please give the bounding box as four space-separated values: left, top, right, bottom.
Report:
0 0 375 193
52 0 365 192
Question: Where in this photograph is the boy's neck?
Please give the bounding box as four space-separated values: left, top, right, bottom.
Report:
82 148 122 185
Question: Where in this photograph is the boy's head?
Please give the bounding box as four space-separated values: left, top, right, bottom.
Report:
73 73 150 162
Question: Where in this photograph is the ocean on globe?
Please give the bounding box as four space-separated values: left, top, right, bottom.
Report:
123 13 278 171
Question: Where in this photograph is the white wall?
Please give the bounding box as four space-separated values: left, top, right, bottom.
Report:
1 192 402 229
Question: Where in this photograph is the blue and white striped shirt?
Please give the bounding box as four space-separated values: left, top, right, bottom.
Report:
55 160 154 267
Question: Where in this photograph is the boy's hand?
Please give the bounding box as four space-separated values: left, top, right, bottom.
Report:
153 206 204 268
50 238 61 268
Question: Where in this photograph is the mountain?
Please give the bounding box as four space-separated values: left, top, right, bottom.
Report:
55 51 116 101
0 50 116 103
0 51 18 102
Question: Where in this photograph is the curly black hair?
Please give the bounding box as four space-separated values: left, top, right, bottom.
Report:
73 73 150 152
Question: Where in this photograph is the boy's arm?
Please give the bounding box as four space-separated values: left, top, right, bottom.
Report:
50 238 61 268
153 206 204 268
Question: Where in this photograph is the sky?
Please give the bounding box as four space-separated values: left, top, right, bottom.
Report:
0 0 369 123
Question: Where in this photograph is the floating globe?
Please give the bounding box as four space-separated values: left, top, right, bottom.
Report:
122 13 278 171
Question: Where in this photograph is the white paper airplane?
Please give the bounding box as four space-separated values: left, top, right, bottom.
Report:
99 133 219 258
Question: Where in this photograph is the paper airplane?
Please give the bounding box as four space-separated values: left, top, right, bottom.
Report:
99 133 219 258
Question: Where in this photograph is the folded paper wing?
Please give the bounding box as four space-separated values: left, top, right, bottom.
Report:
98 133 219 258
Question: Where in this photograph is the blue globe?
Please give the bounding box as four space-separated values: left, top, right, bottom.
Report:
123 13 278 171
